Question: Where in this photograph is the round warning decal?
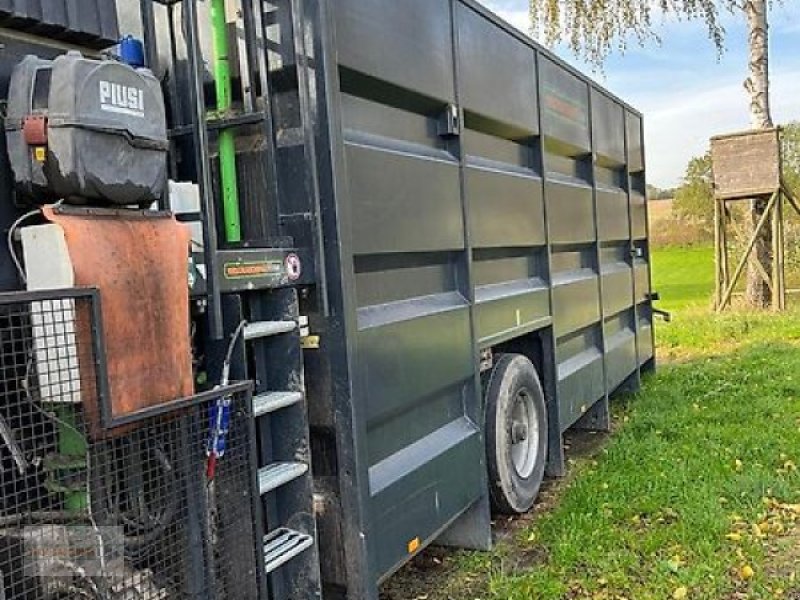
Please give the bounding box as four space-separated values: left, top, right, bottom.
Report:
286 253 302 281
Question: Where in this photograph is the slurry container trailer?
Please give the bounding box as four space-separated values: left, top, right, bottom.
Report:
0 1 655 599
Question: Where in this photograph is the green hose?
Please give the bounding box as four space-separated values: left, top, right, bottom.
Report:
210 0 242 243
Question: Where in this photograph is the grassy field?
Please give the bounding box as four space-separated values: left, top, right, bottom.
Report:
383 245 800 600
652 245 714 311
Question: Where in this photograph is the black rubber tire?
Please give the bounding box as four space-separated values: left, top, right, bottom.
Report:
485 353 548 515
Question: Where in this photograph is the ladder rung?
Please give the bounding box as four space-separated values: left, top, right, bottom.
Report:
244 321 297 341
263 528 314 574
253 391 304 417
258 462 308 495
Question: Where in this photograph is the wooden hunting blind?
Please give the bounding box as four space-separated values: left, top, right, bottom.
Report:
711 128 781 200
711 128 800 311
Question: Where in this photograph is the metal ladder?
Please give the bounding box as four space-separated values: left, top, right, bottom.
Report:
215 289 321 599
149 0 324 596
237 5 326 593
243 289 321 599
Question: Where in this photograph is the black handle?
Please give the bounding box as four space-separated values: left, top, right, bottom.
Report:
653 308 672 323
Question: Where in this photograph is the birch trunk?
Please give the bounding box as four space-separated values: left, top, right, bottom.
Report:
744 0 773 308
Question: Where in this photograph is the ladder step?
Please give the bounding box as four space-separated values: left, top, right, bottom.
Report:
263 528 314 574
253 391 304 417
244 320 297 341
258 462 308 495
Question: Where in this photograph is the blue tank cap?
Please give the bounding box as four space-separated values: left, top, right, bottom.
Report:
118 35 145 68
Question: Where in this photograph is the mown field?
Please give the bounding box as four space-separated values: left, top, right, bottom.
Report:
382 244 800 600
652 244 714 311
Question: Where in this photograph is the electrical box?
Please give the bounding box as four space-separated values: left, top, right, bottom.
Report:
5 52 168 206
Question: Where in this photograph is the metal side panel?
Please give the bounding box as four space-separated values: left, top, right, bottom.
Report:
456 2 538 135
344 143 464 255
625 108 655 370
356 304 473 452
631 190 648 240
353 284 480 580
461 81 551 346
472 244 551 346
634 257 651 304
474 284 551 347
0 0 119 48
315 0 653 596
591 89 626 166
557 366 605 429
540 55 590 155
627 112 645 173
638 306 655 367
551 271 601 338
465 167 545 249
334 0 455 102
600 244 635 318
546 177 595 244
556 340 605 429
601 266 635 318
604 311 638 391
324 0 486 590
368 417 483 580
596 187 630 242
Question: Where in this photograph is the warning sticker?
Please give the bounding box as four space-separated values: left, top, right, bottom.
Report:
285 253 302 281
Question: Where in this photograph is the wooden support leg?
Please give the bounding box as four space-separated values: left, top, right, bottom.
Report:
719 191 779 310
721 205 730 302
714 198 722 310
777 193 786 310
772 194 780 311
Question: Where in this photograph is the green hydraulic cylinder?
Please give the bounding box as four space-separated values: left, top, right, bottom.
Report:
211 0 242 243
44 404 88 512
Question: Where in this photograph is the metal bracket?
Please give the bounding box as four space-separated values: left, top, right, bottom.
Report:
438 104 461 138
652 308 672 323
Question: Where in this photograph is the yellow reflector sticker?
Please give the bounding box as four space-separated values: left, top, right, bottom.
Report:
407 537 421 554
34 147 46 162
301 335 320 349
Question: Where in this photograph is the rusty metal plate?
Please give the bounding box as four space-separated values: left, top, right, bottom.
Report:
43 206 193 429
711 128 781 200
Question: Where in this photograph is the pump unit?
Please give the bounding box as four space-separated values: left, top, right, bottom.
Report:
5 52 168 206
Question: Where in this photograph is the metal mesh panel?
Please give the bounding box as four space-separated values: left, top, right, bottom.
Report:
0 289 263 600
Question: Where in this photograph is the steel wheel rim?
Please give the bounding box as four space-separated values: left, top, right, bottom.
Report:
510 388 538 479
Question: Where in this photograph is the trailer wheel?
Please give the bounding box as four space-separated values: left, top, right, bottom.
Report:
485 354 547 514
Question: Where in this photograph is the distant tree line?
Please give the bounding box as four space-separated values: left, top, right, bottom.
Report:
646 184 676 201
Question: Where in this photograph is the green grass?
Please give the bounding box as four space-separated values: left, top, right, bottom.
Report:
652 244 715 311
652 244 800 362
390 245 800 599
486 246 800 599
489 339 800 599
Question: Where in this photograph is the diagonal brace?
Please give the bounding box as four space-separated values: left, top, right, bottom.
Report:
718 190 779 310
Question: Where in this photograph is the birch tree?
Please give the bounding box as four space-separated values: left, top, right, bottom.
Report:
529 0 774 307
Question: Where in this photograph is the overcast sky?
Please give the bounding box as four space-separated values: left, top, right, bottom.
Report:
480 0 800 188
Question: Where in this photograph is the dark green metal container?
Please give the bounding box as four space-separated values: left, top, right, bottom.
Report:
291 0 655 597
